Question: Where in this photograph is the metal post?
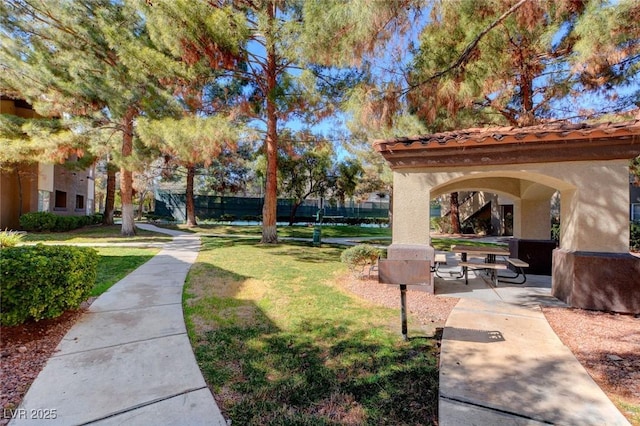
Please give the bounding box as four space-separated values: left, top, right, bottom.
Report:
400 284 407 341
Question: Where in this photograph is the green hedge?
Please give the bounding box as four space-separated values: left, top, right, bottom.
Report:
0 245 98 326
19 211 103 232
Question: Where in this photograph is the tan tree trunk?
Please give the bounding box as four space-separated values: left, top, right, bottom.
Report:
120 108 136 237
450 192 461 234
137 189 147 221
261 111 278 243
185 164 197 227
261 3 278 244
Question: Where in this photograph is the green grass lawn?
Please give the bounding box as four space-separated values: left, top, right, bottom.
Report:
163 223 505 252
184 237 440 424
164 223 392 238
93 247 160 296
22 224 173 244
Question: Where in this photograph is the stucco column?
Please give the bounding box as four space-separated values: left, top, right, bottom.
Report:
391 171 431 245
559 162 629 253
387 171 435 292
552 161 639 314
511 199 523 238
519 198 552 240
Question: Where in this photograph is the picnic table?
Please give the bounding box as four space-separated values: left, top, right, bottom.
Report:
451 245 510 286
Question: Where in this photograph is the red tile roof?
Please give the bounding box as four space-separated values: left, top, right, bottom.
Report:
373 120 640 152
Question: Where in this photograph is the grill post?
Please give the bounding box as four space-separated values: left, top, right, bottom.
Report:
400 284 408 341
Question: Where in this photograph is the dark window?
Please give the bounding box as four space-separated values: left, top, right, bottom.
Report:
55 190 67 208
76 194 84 210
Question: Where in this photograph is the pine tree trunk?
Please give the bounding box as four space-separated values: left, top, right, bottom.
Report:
137 190 146 221
520 71 536 126
261 4 279 244
185 164 197 227
450 192 461 234
120 109 136 237
288 201 302 226
103 163 116 225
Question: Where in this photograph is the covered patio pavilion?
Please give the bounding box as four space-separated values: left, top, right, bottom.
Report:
373 120 640 314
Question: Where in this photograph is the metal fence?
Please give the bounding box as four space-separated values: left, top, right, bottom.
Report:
154 191 393 223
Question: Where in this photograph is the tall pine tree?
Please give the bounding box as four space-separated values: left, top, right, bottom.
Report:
1 0 182 235
140 0 417 243
407 0 640 130
136 116 240 227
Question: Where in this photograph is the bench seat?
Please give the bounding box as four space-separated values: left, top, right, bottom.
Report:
458 261 507 270
432 253 448 278
458 261 506 286
497 258 529 284
507 258 529 268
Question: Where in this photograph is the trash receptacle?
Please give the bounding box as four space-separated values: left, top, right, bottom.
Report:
313 226 321 245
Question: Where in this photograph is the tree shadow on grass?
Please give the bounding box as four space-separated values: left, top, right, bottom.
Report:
194 314 439 425
199 237 345 264
187 248 440 424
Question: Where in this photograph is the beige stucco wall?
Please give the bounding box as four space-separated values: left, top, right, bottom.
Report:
391 172 432 245
559 161 630 252
514 198 552 239
392 159 631 253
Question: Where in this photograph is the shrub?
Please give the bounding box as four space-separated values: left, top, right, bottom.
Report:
91 213 104 224
241 215 261 223
0 245 98 326
372 217 390 227
469 217 492 236
431 216 451 234
0 229 24 248
217 214 236 222
19 211 58 232
20 212 98 232
340 244 381 276
551 223 560 243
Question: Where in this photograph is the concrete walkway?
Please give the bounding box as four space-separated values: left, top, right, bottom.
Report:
436 256 631 425
11 224 226 426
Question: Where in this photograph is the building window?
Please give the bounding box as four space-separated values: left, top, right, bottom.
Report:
76 194 84 210
38 190 51 212
55 190 67 209
632 204 640 222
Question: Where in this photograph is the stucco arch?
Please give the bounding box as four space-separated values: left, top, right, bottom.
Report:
432 177 523 199
430 172 570 201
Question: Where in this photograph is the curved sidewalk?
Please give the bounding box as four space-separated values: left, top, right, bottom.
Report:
10 224 225 426
438 273 630 425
